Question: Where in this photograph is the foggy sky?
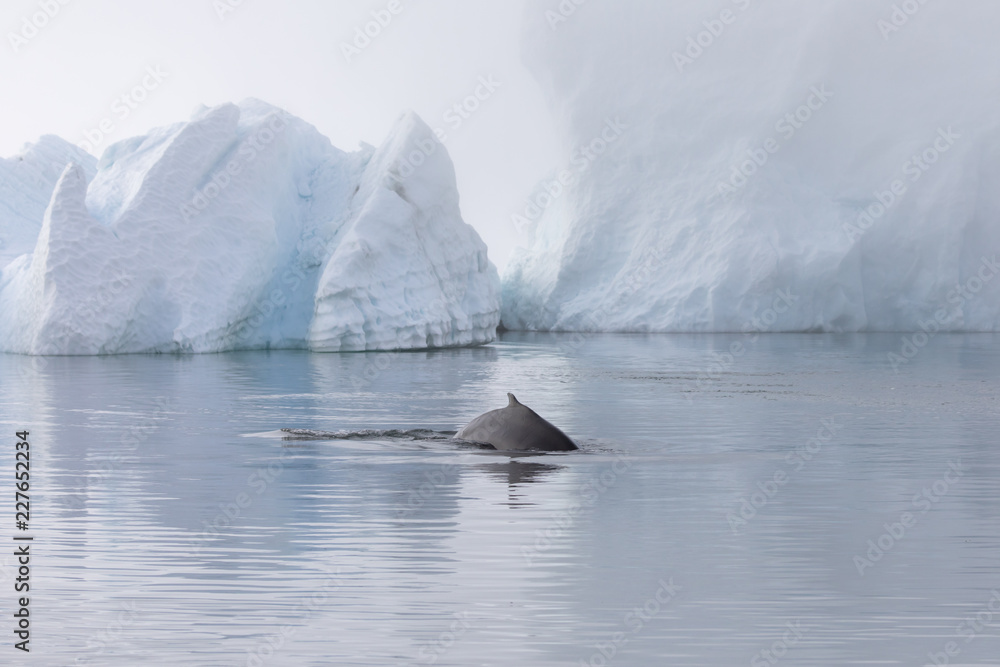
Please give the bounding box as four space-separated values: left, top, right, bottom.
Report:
1 0 562 269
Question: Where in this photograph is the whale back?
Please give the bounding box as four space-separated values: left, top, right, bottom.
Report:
457 393 578 452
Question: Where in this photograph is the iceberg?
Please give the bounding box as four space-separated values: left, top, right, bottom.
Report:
503 0 1000 332
0 100 500 354
0 135 97 270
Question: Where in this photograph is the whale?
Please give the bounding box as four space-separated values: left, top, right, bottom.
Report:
456 393 578 452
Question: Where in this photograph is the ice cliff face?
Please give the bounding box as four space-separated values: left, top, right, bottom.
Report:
0 100 500 353
503 0 1000 332
0 135 97 270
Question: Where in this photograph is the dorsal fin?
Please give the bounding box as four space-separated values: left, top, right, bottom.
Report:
507 393 520 407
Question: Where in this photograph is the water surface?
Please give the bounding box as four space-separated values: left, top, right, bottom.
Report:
1 333 999 666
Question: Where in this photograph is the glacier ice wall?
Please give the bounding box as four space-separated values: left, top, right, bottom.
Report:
0 100 499 354
503 0 1000 332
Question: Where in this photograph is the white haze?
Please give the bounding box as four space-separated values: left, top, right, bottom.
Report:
0 0 556 270
504 0 1000 332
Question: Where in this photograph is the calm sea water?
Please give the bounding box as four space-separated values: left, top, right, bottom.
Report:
1 333 999 666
